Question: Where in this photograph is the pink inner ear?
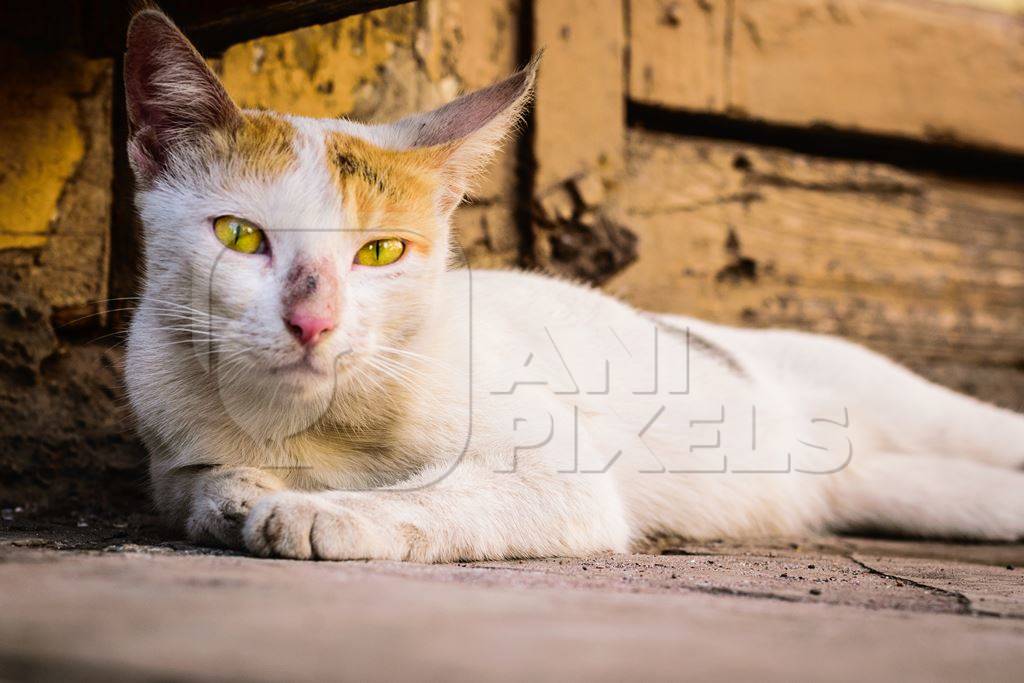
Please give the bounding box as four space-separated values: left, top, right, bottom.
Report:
123 11 241 182
413 68 532 147
127 127 163 182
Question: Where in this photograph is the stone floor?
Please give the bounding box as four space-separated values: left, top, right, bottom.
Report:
1 520 1022 681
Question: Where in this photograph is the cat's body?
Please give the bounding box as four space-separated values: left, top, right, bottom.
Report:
124 10 1024 562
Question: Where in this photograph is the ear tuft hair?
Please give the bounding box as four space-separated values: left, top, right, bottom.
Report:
124 9 241 183
386 53 541 213
411 52 540 149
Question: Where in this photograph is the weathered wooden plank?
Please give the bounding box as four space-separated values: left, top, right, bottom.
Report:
441 0 524 267
628 0 1024 154
0 1 412 56
534 0 626 191
528 1 634 279
608 130 1024 406
627 0 727 112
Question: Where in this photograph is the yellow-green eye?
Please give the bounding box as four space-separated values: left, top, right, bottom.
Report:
355 238 405 267
213 216 266 255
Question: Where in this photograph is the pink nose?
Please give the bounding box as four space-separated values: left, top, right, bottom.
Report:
284 313 335 346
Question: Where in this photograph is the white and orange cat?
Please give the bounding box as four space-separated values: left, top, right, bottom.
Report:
124 10 1024 561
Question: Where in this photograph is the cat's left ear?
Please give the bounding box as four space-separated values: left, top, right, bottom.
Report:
389 54 540 213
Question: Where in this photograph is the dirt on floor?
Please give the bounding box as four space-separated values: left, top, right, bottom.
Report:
1 518 1022 682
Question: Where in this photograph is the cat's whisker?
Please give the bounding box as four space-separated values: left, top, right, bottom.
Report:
143 296 229 315
373 355 434 383
57 307 148 328
361 358 440 404
376 345 453 372
81 329 129 346
155 328 234 341
376 345 436 361
365 361 406 387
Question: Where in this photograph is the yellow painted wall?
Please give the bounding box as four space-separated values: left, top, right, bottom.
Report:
0 46 103 250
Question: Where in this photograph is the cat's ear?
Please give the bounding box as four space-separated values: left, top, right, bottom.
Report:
391 55 540 213
124 9 241 184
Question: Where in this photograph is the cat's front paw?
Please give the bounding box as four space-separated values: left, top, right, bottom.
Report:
242 492 404 561
186 467 282 549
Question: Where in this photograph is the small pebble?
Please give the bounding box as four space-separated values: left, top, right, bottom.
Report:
1007 565 1015 571
809 589 822 596
780 572 788 578
807 564 815 569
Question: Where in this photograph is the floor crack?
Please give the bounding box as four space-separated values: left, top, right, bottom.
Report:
847 554 1010 620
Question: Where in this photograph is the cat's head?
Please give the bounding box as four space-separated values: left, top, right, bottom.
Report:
125 10 534 435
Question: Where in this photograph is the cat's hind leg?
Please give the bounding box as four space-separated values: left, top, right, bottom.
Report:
865 370 1024 471
739 328 1024 470
829 453 1024 541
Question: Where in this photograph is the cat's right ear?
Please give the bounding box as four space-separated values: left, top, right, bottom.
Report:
124 10 241 184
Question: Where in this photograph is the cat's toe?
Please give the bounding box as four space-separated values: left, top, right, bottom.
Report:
185 495 249 549
186 469 281 549
243 492 398 560
243 491 327 560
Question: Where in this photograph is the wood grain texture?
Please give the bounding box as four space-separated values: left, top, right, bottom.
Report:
534 0 626 191
608 131 1024 407
628 0 1024 154
0 0 410 56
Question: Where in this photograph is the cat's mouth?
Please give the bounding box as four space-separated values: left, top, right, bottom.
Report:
269 356 328 377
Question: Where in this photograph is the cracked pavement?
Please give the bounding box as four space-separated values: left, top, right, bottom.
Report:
1 523 1022 681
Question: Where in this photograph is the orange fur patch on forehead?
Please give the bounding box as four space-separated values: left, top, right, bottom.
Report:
206 111 296 177
324 131 444 229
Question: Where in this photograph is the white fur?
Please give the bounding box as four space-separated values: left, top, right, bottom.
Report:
129 259 1024 560
124 17 1024 561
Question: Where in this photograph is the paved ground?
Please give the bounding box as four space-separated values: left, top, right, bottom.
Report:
0 520 1022 681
